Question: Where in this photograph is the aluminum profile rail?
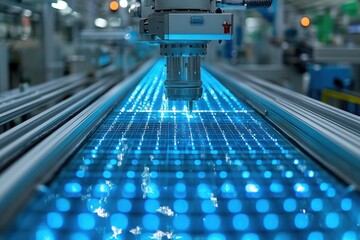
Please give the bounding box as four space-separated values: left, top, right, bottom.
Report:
0 58 157 230
0 76 116 171
205 62 360 189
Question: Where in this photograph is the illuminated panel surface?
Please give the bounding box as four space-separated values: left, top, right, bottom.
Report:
4 60 360 239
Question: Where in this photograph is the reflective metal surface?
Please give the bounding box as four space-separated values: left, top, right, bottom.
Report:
4 60 360 239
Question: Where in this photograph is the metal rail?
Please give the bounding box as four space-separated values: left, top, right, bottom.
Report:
205 62 360 189
0 58 157 230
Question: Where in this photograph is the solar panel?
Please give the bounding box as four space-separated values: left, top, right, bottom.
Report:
4 60 360 239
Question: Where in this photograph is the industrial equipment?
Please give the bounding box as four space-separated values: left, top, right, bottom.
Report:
139 0 272 110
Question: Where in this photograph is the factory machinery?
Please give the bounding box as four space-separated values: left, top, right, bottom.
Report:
0 0 360 239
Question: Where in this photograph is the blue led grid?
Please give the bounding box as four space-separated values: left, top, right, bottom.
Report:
4 60 360 240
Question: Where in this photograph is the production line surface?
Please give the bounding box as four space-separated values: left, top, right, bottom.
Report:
4 60 360 239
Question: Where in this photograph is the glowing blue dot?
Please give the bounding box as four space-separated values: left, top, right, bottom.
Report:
56 198 70 212
228 199 242 213
325 212 339 229
283 198 297 212
64 182 82 194
197 183 211 199
245 183 260 193
341 198 352 211
76 171 85 178
131 159 138 165
174 183 187 198
111 213 128 229
311 198 323 212
241 233 259 240
202 200 217 213
153 160 160 165
175 160 181 165
117 199 132 213
219 171 227 179
207 233 226 240
47 212 63 229
150 171 158 178
342 231 357 240
306 170 315 178
327 188 336 197
242 171 250 179
256 199 270 213
103 171 112 179
36 227 55 240
70 233 89 240
176 171 184 179
142 214 159 230
146 183 160 199
285 171 293 178
110 159 118 165
93 183 110 198
122 182 136 198
204 214 221 231
174 199 189 213
263 214 279 230
233 214 249 230
194 160 201 166
221 182 236 198
234 160 242 166
173 214 190 230
295 213 309 229
126 171 135 178
84 159 92 165
264 171 272 178
198 172 206 179
144 199 160 213
78 213 95 230
307 232 323 240
294 183 309 193
270 182 283 193
216 160 222 165
320 183 329 191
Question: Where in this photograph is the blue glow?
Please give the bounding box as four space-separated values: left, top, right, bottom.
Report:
173 214 190 230
233 214 249 230
174 199 189 213
204 214 221 231
64 182 82 194
342 231 357 240
245 183 260 193
197 183 212 199
122 182 136 198
146 183 160 198
142 214 159 230
111 213 128 229
47 212 63 229
87 199 101 212
295 213 309 229
311 198 323 212
201 200 217 213
256 199 270 213
207 233 226 240
198 171 206 179
126 171 135 178
144 199 160 213
270 182 283 193
325 212 340 229
36 227 55 240
117 199 132 213
263 214 279 230
55 198 70 212
165 34 232 41
93 183 110 198
221 182 236 197
341 198 352 211
176 171 184 179
283 198 297 212
241 233 259 240
294 183 309 193
78 213 95 230
103 171 112 178
228 199 242 213
219 171 227 179
307 232 323 240
174 183 187 198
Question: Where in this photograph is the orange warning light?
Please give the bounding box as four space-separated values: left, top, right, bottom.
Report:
109 1 120 12
301 16 311 28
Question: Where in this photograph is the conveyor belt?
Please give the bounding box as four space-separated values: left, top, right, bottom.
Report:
4 60 360 239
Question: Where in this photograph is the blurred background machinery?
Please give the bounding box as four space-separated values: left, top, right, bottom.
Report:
0 0 360 239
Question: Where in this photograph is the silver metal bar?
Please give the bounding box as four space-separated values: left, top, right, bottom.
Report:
0 76 117 170
205 62 360 189
0 58 157 230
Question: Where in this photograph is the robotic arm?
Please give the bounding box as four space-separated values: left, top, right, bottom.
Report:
139 0 272 110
